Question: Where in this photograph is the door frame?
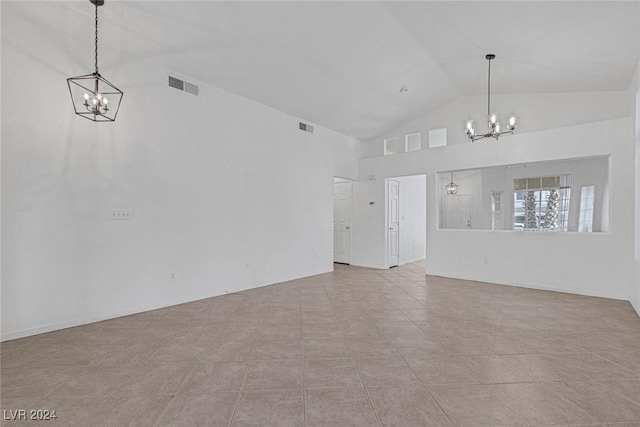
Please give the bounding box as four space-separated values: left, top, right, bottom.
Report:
385 174 428 269
386 178 400 268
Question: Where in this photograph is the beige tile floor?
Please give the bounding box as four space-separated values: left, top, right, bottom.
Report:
2 261 640 426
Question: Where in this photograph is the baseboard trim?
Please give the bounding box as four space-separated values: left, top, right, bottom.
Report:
400 257 425 265
2 267 333 342
348 262 386 270
1 292 228 342
4 266 634 341
425 271 629 301
631 294 640 318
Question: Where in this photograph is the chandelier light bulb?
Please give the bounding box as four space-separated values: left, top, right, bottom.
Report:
490 113 497 125
465 120 476 137
495 123 500 133
103 98 108 104
83 93 89 100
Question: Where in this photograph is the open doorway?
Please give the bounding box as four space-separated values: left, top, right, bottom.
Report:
333 177 352 264
386 174 427 268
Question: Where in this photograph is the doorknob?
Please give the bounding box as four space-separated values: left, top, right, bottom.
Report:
346 226 350 230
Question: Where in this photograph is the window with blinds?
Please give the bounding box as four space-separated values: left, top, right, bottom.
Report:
513 175 571 231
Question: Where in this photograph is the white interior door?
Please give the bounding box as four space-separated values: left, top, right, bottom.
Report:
388 179 400 267
333 180 352 264
445 194 472 229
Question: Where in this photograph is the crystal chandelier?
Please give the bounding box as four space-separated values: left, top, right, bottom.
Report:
67 0 123 122
445 172 458 195
465 54 515 142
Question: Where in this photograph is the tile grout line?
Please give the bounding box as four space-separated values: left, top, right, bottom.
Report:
25 361 117 426
388 274 611 426
6 261 640 426
227 292 268 427
151 298 237 427
323 273 383 427
482 379 597 425
154 293 248 427
357 361 384 427
377 319 458 427
299 283 306 426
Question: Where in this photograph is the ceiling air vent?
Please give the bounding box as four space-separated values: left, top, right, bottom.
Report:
299 122 314 134
168 75 199 96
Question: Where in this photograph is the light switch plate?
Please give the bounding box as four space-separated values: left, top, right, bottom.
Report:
110 209 132 220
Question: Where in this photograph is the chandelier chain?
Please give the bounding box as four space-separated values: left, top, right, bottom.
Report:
94 1 99 74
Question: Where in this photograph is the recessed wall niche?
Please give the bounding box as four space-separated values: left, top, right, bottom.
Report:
439 156 610 232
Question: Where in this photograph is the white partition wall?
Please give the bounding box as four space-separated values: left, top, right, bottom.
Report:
358 118 634 301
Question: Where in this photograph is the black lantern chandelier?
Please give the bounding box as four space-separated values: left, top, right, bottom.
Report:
67 0 123 122
465 54 515 142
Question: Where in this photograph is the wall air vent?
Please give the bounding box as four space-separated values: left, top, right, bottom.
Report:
184 81 199 96
168 75 199 96
299 122 314 134
168 75 183 90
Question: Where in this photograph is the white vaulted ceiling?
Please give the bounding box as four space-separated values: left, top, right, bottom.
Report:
6 1 640 140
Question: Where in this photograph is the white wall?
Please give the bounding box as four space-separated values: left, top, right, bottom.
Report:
1 2 362 340
358 118 634 301
364 91 630 158
350 175 426 269
396 175 426 265
350 179 386 268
